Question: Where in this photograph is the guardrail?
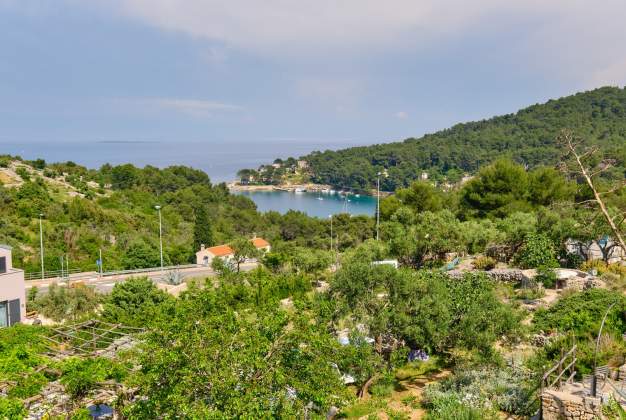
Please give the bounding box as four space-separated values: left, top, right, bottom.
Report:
25 264 203 283
25 268 82 281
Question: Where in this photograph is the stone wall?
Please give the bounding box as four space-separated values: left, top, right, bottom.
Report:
541 390 602 420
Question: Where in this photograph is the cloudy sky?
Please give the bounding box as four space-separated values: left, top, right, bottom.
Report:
1 0 626 145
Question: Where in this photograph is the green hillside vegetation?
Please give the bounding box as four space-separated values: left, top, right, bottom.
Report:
2 122 626 417
0 157 375 274
242 87 626 191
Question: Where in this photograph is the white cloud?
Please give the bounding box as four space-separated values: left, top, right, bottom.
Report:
100 0 626 86
103 0 550 52
119 98 242 118
395 111 408 119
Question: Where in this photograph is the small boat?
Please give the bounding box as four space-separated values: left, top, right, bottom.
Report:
317 197 324 201
354 194 360 198
294 187 306 193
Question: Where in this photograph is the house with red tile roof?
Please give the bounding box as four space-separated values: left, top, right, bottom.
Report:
195 237 271 266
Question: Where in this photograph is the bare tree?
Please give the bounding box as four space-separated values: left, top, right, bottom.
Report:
557 130 626 257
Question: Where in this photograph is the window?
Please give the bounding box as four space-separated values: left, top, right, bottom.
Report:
0 256 5 274
0 301 7 328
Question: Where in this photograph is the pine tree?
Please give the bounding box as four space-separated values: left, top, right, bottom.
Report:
193 206 214 250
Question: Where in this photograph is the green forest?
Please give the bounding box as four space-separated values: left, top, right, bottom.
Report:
242 86 626 191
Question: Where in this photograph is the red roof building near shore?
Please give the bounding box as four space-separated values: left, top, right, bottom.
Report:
195 237 271 266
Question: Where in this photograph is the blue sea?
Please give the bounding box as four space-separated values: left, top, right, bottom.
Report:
1 140 377 217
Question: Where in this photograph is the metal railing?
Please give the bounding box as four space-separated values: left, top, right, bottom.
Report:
25 264 202 283
25 268 82 281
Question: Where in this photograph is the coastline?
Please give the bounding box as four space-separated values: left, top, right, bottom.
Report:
227 181 392 197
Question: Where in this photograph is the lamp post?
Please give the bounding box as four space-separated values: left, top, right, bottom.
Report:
329 214 333 251
376 172 381 241
591 301 617 397
39 213 44 280
155 205 164 272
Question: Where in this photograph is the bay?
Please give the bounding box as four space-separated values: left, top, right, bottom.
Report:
234 190 377 218
1 140 378 217
0 139 366 183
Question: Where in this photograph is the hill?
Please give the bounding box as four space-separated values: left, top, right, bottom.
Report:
246 87 626 191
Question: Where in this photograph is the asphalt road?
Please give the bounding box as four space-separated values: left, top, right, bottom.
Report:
26 263 258 294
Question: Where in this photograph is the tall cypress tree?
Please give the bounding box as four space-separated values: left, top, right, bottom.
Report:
193 205 214 250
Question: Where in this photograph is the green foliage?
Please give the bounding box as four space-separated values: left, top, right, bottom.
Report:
193 205 214 250
461 159 531 218
423 366 536 418
124 286 351 418
331 266 521 355
514 233 559 269
229 237 260 272
533 289 626 339
285 87 626 191
472 256 496 270
0 398 27 419
29 283 101 322
60 357 126 399
101 277 174 327
535 267 557 288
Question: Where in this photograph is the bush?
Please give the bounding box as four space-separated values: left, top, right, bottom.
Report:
514 233 559 269
0 398 27 419
535 267 557 289
60 357 126 399
533 288 626 339
472 256 496 270
31 283 101 322
422 367 536 417
516 286 545 300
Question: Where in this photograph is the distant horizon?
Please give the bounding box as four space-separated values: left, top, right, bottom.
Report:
3 2 626 148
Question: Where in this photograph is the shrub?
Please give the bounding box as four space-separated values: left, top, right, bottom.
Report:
516 286 545 300
580 259 607 275
514 234 559 269
60 357 126 399
472 256 496 270
0 398 27 419
422 367 536 417
535 267 557 289
533 289 626 339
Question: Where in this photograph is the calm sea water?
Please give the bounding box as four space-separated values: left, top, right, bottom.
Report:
1 140 376 217
235 190 377 218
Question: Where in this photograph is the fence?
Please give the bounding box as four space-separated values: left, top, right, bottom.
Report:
25 264 202 283
24 268 82 281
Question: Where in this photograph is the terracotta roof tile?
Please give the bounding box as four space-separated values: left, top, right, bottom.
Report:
252 238 270 248
205 244 234 257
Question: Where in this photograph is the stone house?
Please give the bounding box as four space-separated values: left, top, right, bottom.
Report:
565 237 625 263
196 237 271 266
0 245 26 327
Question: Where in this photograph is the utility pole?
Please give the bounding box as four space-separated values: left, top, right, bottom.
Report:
39 213 44 280
376 172 381 241
329 214 333 251
155 205 164 271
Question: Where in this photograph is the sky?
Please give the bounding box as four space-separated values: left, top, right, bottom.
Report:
1 0 626 146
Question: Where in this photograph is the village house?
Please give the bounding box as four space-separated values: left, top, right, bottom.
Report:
0 245 26 327
566 237 625 264
196 237 271 266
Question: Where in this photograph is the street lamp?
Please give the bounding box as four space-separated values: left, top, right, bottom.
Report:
376 172 381 241
155 205 164 272
329 214 333 251
39 213 44 280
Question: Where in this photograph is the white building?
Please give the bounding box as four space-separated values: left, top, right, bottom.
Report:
196 238 271 266
565 237 625 264
0 245 26 327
